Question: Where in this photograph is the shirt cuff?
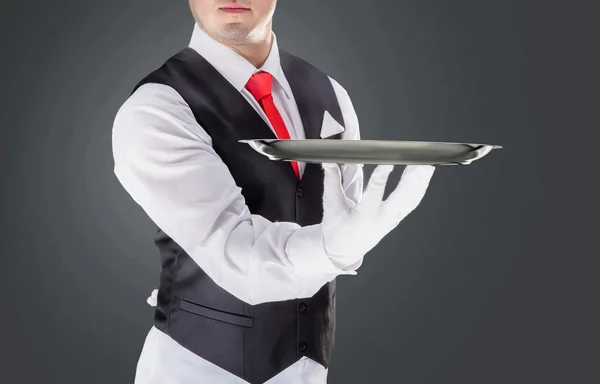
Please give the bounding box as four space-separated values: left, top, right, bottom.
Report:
286 224 358 278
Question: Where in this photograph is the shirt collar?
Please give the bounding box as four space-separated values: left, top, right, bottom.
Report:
188 23 292 99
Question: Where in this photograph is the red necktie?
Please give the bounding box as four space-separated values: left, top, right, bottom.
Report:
245 71 300 180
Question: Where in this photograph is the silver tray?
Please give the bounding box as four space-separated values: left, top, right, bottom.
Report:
239 139 502 165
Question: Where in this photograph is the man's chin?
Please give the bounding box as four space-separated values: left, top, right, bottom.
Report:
215 26 253 44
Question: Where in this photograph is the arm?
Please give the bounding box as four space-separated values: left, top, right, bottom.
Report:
293 79 435 272
112 83 356 306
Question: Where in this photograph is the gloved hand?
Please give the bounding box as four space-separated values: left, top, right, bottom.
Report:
321 163 435 261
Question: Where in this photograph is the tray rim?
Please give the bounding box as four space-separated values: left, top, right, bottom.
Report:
238 138 503 149
238 138 502 166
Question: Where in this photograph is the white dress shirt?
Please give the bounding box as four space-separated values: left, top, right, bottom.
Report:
112 23 364 384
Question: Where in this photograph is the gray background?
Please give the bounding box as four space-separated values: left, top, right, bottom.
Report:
1 0 598 383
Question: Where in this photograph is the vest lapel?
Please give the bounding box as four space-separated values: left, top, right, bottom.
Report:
280 51 322 141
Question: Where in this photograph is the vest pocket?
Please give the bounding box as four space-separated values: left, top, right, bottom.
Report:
178 298 254 328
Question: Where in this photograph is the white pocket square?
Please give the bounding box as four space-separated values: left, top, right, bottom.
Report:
320 110 346 138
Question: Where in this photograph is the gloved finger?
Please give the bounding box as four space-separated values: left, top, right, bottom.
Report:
381 165 435 218
322 163 349 214
362 164 395 206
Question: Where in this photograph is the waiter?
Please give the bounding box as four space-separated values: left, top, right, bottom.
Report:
112 1 435 383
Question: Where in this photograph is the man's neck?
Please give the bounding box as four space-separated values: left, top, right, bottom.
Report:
222 31 273 69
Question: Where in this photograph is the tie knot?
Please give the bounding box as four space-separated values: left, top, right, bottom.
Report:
245 71 273 101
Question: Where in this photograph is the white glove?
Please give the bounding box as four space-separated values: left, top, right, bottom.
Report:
321 163 435 261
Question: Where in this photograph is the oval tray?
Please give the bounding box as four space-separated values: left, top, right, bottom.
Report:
238 139 502 165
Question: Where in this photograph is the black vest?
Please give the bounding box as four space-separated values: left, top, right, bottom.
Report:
132 47 345 384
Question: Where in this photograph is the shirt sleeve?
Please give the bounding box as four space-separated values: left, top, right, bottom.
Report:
112 83 357 306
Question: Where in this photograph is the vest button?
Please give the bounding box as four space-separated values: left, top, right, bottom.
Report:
296 186 304 198
299 341 308 352
299 303 307 313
